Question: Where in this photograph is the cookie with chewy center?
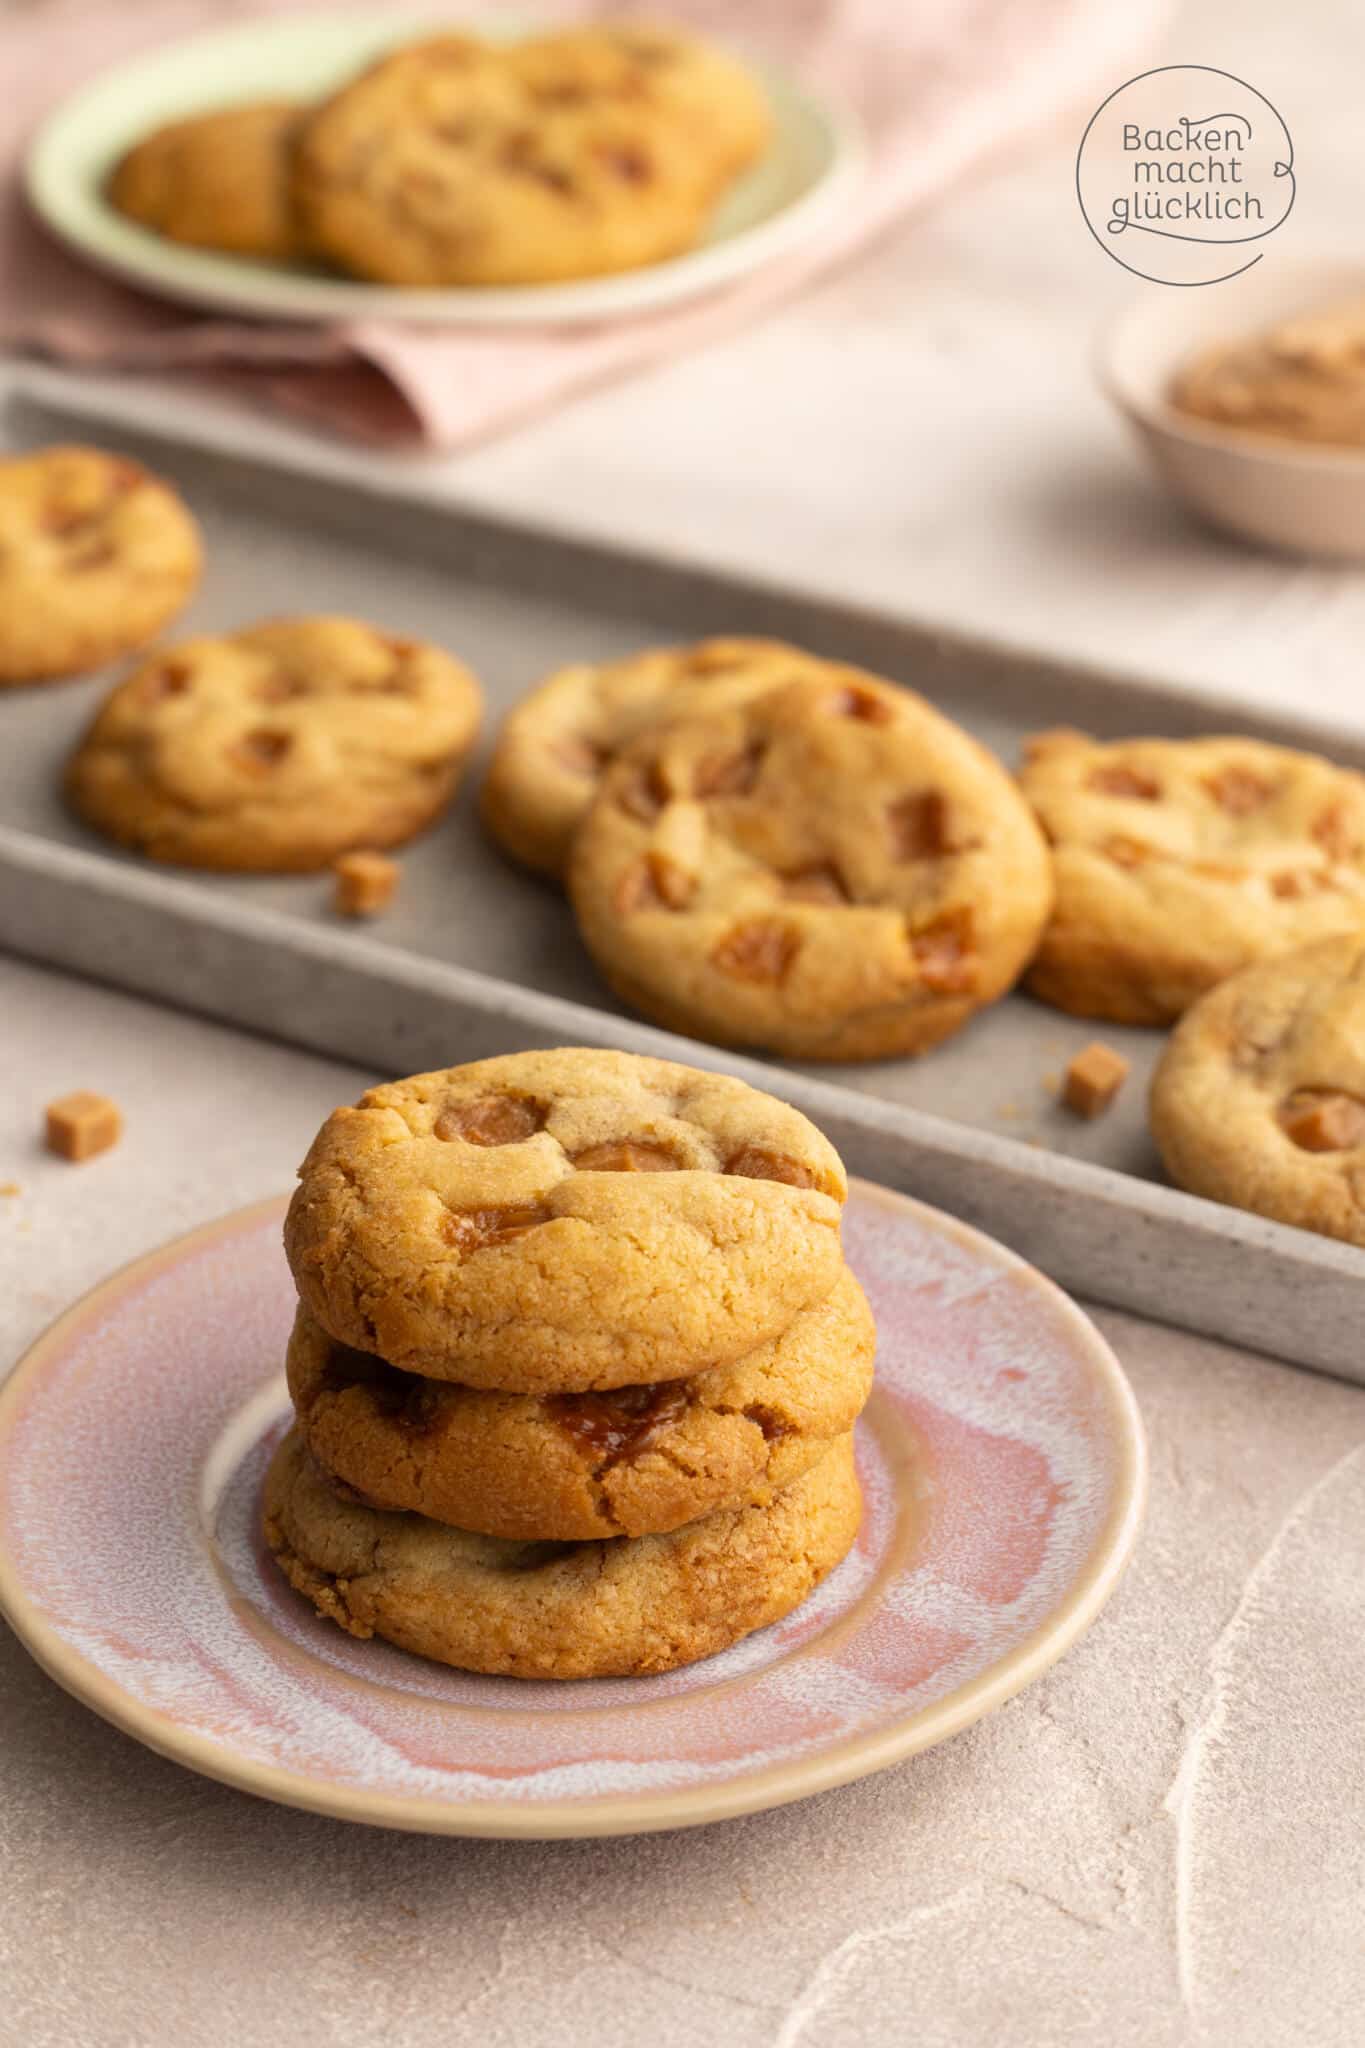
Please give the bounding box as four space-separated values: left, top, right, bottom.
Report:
481 637 833 879
0 445 201 685
284 1047 848 1391
567 672 1053 1061
65 615 482 871
1150 933 1365 1246
108 101 306 260
287 1265 875 1540
1020 728 1365 1024
263 1425 861 1679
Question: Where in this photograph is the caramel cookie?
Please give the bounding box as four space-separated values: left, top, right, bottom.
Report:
292 26 768 288
284 1047 847 1391
263 1425 861 1679
567 672 1053 1061
1170 298 1365 449
65 616 482 871
0 445 201 685
108 101 305 261
1150 934 1365 1247
1020 729 1365 1024
286 1266 874 1540
481 638 829 879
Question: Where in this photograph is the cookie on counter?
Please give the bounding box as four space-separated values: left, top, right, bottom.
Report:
482 638 831 879
1020 729 1365 1024
0 446 202 685
108 101 306 261
64 615 482 871
568 671 1054 1061
286 1266 875 1540
284 1047 848 1390
263 1425 860 1679
1150 933 1365 1247
292 25 769 287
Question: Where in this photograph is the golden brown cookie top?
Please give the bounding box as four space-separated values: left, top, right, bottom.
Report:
1170 297 1365 447
65 616 482 871
284 1046 847 1390
568 672 1053 1060
1149 934 1365 1246
0 445 202 684
1020 729 1365 1022
481 637 830 876
108 101 305 260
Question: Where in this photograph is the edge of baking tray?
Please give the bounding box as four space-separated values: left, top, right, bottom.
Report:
2 823 1362 1384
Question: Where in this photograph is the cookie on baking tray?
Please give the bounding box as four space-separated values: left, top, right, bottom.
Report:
283 1047 847 1391
64 615 482 872
567 669 1054 1061
108 101 306 261
1019 728 1365 1025
291 24 769 288
263 1424 861 1679
481 638 831 879
286 1265 875 1541
1149 933 1365 1247
0 445 202 686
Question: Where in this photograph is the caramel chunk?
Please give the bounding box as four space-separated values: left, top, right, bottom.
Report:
724 1145 815 1188
1062 1043 1130 1119
571 1141 678 1172
888 790 954 860
435 1096 544 1146
710 919 799 984
232 728 292 772
333 851 399 918
912 909 977 993
549 1382 689 1464
829 684 894 724
1204 765 1274 815
44 1090 122 1162
440 1205 550 1251
1088 764 1160 800
1278 1089 1365 1152
780 864 850 906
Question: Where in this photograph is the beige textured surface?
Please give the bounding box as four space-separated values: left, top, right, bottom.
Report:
3 955 1364 2046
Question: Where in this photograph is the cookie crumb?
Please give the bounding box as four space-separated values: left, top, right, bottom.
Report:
334 851 400 917
45 1091 123 1162
1062 1043 1130 1119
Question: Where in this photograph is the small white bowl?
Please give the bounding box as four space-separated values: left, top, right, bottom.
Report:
1098 257 1365 560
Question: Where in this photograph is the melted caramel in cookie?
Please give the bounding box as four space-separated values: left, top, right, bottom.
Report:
321 1342 445 1435
1278 1089 1365 1152
549 1381 690 1464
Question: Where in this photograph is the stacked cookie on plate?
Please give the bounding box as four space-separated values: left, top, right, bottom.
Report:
265 1047 874 1679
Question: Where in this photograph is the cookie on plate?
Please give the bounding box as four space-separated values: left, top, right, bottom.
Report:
1020 728 1365 1024
1150 933 1365 1247
567 671 1053 1061
292 26 766 288
286 1265 875 1540
263 1424 860 1678
482 638 831 879
108 101 305 261
284 1047 847 1390
0 445 202 685
64 616 482 871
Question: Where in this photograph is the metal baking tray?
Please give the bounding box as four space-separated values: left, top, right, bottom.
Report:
2 385 1362 1381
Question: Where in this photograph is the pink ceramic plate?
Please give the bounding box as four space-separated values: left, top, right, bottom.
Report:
0 1183 1145 1838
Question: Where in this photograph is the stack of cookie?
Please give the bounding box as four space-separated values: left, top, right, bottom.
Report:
264 1047 875 1680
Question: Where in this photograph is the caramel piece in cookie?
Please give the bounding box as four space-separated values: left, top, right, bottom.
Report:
293 26 768 288
1150 934 1365 1246
65 616 482 872
284 1047 847 1390
1020 730 1365 1024
0 446 201 685
1170 298 1365 449
263 1426 860 1679
44 1091 122 1162
108 101 305 260
482 638 835 879
568 672 1052 1061
287 1266 874 1539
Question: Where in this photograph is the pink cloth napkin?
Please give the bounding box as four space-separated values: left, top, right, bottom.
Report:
1 0 1160 448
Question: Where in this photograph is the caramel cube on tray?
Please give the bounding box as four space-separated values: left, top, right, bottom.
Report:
45 1091 122 1162
1062 1043 1130 1119
333 851 400 917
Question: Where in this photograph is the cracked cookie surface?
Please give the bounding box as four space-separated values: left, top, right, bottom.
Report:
567 671 1053 1061
65 614 482 871
108 101 306 260
287 1266 874 1539
293 25 769 288
1020 729 1365 1024
0 445 202 685
284 1047 847 1390
263 1425 861 1678
1150 933 1365 1247
482 637 834 879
